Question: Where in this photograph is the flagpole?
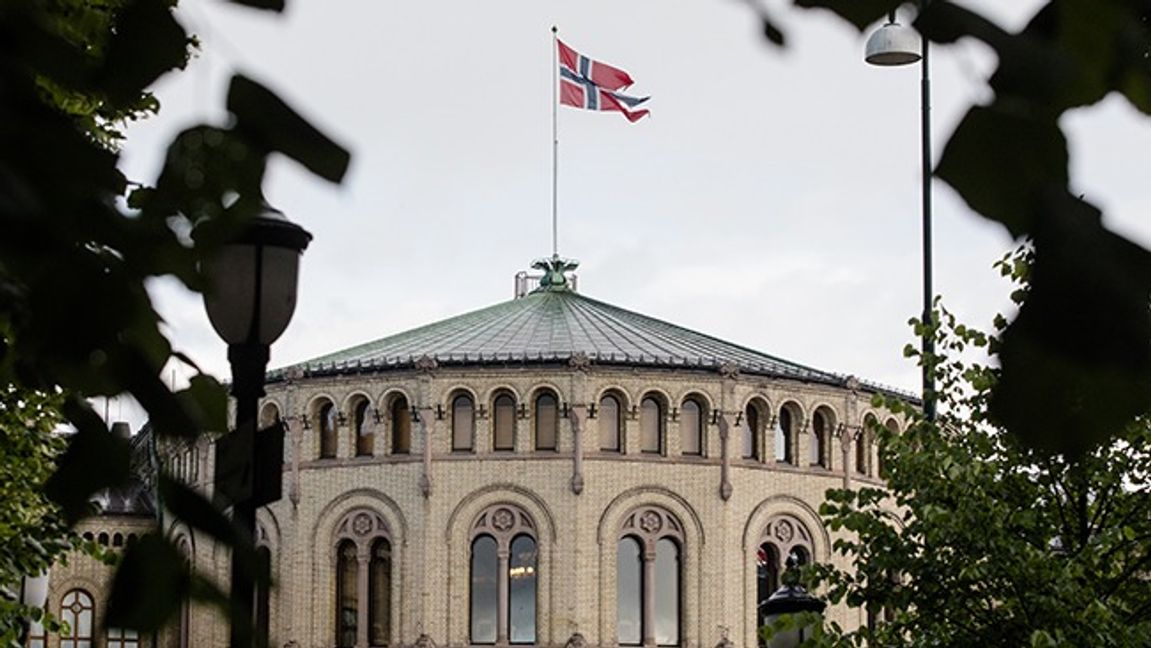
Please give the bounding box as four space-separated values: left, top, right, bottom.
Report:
551 25 559 258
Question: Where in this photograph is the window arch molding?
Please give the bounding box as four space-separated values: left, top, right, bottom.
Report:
616 505 686 647
344 392 375 458
330 508 395 648
489 388 519 452
773 400 805 465
309 395 340 459
638 390 671 455
740 396 772 462
258 400 283 429
595 387 630 453
528 385 562 451
446 387 479 452
857 413 879 476
677 392 711 457
468 503 540 645
810 405 838 469
379 389 414 456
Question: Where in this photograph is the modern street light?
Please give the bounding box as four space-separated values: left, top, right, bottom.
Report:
865 4 936 421
759 556 826 648
200 206 312 648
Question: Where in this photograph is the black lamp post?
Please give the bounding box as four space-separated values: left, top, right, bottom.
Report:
759 556 826 648
864 2 937 421
201 206 312 648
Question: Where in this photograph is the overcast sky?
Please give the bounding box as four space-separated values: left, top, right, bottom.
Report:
107 1 1151 426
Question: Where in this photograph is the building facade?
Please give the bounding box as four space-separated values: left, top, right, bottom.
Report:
43 258 903 648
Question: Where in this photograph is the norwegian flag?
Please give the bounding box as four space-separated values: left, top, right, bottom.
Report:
557 39 650 123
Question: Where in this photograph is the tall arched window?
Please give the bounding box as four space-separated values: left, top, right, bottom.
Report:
259 402 281 429
811 409 830 468
754 515 815 647
353 398 373 457
333 509 394 648
640 396 663 454
617 506 684 647
857 415 875 475
599 394 622 452
535 392 558 451
775 406 794 464
254 544 272 645
319 400 338 459
60 589 93 648
391 396 411 454
743 402 761 460
493 394 516 451
880 418 899 479
680 397 703 456
470 505 538 645
453 394 475 451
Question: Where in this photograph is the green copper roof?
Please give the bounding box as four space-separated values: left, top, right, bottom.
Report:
278 273 848 386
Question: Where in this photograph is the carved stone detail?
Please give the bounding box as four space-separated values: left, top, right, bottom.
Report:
639 510 663 534
564 632 588 648
414 354 439 373
491 508 515 531
568 351 592 371
718 361 740 379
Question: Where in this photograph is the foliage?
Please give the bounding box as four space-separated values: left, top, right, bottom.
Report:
0 384 72 645
753 0 1151 455
1 0 347 637
803 262 1151 646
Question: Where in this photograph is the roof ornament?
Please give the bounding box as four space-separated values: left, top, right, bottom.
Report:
531 255 580 292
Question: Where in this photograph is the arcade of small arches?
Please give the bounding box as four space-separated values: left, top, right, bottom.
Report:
256 383 903 479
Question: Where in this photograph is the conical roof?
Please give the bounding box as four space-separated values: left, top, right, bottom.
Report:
278 259 847 387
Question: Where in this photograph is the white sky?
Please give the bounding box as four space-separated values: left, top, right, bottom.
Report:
105 1 1151 427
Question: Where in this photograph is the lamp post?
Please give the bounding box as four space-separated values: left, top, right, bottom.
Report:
17 571 50 645
759 556 826 648
200 206 312 648
865 3 936 421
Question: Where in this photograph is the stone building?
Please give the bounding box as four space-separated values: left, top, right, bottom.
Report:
41 257 904 648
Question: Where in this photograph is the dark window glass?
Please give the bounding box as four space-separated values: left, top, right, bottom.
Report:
509 535 538 644
617 537 643 646
494 395 516 451
535 393 558 450
320 402 338 458
337 541 357 648
680 399 702 455
811 411 826 467
858 417 874 474
453 395 475 451
355 399 373 456
60 590 93 648
600 395 621 451
370 538 392 646
255 546 271 645
654 539 680 646
775 408 792 463
756 543 780 647
743 405 758 459
640 397 662 454
107 627 139 648
392 397 411 454
470 535 498 644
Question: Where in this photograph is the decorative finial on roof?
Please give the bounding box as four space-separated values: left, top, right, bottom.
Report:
531 255 579 292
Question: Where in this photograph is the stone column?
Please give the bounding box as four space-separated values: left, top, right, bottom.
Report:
496 545 511 645
357 547 370 648
569 405 586 494
642 546 657 648
718 413 733 501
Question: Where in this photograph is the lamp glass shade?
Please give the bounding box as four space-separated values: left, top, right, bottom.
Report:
21 572 50 608
864 22 921 66
201 210 311 346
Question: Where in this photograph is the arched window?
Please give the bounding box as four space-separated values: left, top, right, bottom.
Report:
470 505 538 645
535 392 558 450
259 402 281 429
453 394 475 451
319 400 338 459
775 406 795 464
391 396 411 454
27 617 46 648
743 402 762 460
493 394 516 451
617 507 684 647
370 538 392 646
333 509 393 648
107 627 140 648
857 415 875 475
880 418 899 479
811 409 830 468
255 545 272 645
754 515 815 647
640 396 663 454
60 589 93 648
680 397 703 456
353 398 373 457
599 394 622 452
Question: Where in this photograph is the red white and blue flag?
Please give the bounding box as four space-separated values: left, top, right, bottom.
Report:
557 39 650 123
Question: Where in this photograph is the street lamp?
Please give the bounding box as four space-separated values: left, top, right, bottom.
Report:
864 5 936 421
200 206 312 648
759 556 826 648
18 571 50 645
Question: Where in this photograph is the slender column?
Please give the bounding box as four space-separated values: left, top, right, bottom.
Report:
357 549 371 648
920 19 936 421
841 429 853 490
496 547 511 645
718 413 732 501
418 408 433 497
642 548 656 648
